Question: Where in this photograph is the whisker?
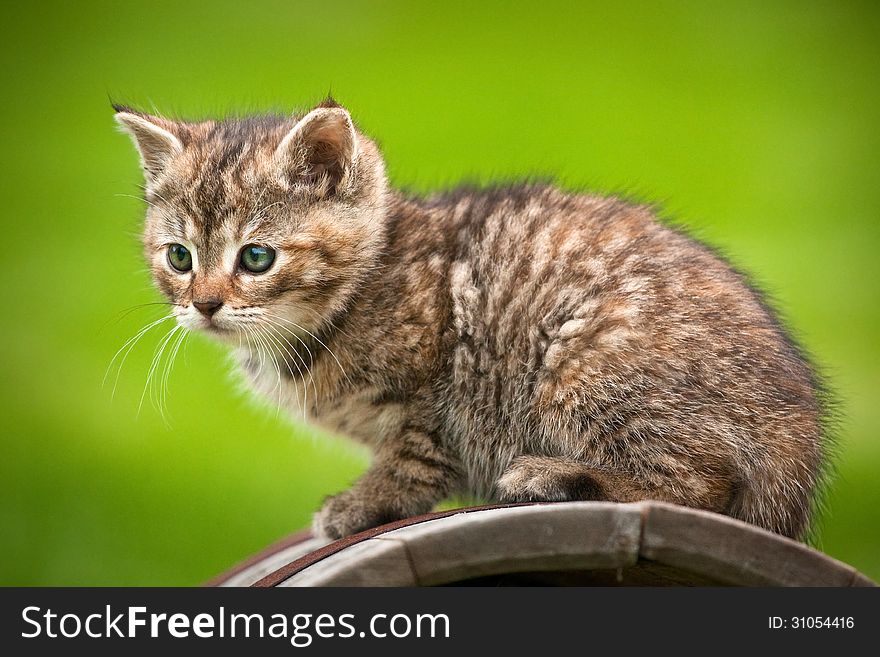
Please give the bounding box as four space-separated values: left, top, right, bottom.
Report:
244 325 267 382
114 192 160 209
246 324 280 416
297 305 356 342
260 324 304 410
265 312 352 386
151 324 183 420
266 316 315 370
138 325 181 418
144 186 173 208
268 321 319 418
159 327 188 421
262 323 309 420
104 314 175 399
255 326 308 419
260 315 320 405
253 325 284 418
102 302 176 331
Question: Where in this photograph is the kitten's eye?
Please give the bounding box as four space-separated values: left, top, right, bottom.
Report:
167 244 192 272
240 244 276 274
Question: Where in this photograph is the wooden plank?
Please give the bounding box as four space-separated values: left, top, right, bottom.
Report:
247 503 531 587
277 537 416 587
379 502 643 586
638 502 860 587
217 537 331 587
207 501 876 587
849 572 877 587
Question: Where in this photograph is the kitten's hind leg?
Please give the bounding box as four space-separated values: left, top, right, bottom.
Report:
494 455 738 519
494 455 608 503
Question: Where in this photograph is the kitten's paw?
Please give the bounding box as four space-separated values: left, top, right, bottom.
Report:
312 491 400 539
495 456 601 503
495 463 568 502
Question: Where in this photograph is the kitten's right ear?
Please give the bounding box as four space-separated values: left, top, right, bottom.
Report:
274 106 358 195
113 105 183 181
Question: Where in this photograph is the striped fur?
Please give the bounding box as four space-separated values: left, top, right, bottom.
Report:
116 101 830 540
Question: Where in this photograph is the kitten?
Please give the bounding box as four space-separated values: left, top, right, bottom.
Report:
115 99 830 541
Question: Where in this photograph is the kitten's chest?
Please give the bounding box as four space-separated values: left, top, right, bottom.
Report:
240 351 402 445
309 388 405 446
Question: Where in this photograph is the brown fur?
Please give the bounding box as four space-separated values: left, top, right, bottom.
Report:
115 101 830 541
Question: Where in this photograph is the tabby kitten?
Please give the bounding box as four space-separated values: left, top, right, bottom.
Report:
115 100 828 540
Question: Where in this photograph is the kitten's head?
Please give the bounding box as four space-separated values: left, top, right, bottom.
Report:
115 100 388 343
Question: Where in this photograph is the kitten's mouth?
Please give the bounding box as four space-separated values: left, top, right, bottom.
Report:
198 322 240 344
203 320 235 335
192 315 232 336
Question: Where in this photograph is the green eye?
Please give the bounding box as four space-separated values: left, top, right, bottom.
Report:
240 244 276 273
167 243 192 272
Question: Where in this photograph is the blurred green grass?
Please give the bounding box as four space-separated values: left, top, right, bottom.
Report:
0 0 877 584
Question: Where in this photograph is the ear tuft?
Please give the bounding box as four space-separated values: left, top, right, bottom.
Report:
111 101 135 114
114 109 184 181
275 106 358 195
317 94 341 109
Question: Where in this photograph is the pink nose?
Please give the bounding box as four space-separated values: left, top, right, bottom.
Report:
193 299 223 317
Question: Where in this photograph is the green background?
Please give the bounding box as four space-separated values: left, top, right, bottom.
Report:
1 1 877 585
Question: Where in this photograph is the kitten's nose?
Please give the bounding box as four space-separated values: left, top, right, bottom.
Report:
193 299 223 317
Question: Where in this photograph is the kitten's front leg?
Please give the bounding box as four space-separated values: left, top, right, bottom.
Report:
313 429 460 539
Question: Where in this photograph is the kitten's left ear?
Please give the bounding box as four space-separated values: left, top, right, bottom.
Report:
113 105 184 182
275 106 358 195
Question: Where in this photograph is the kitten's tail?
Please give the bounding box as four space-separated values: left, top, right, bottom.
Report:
726 449 823 540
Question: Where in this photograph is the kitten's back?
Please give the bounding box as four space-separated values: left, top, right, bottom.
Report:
433 184 825 537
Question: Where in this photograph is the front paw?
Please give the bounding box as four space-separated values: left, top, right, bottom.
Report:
312 491 400 539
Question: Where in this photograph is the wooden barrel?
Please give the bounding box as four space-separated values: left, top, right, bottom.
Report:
209 501 876 587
